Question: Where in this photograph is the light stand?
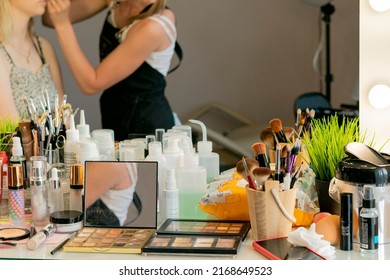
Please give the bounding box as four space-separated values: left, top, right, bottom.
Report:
321 3 335 103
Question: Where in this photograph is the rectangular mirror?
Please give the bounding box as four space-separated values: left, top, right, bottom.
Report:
84 161 158 228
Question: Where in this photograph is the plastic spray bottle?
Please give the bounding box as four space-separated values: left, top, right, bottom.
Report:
163 167 179 220
360 185 378 252
189 119 220 183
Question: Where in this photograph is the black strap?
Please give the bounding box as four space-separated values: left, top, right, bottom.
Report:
141 3 183 74
168 41 183 74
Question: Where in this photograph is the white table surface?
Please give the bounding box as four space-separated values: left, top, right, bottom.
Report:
1 229 389 260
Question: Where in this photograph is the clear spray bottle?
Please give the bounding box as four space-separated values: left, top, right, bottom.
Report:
360 185 378 252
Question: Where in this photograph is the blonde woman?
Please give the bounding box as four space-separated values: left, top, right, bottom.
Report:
46 0 178 140
0 0 64 121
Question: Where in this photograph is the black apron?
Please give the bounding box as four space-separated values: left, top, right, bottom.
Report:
99 12 175 141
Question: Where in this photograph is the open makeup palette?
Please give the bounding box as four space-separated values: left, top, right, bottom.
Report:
142 219 250 256
63 161 158 254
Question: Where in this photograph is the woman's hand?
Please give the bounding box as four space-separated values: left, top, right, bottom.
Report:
47 0 72 29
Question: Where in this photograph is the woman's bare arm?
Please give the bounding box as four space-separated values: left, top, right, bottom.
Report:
42 0 108 27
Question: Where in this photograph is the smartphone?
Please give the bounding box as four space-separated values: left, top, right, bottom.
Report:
252 237 326 260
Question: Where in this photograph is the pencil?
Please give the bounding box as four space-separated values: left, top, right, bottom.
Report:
50 232 76 255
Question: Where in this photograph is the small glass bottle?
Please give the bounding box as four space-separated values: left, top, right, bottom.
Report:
48 167 64 214
359 185 379 252
29 156 50 227
69 163 84 213
8 164 25 227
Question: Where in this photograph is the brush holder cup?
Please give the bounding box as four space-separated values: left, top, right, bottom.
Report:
246 180 297 240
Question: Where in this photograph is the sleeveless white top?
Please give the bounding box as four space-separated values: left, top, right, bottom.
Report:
100 162 138 226
108 8 176 76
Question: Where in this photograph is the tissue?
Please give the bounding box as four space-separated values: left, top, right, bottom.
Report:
287 223 335 257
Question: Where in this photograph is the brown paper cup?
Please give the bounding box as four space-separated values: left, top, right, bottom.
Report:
246 180 297 240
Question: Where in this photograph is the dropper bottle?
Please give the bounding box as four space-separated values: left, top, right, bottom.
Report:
48 167 64 214
189 119 220 183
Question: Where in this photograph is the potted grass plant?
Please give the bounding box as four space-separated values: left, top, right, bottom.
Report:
302 114 360 214
0 117 19 154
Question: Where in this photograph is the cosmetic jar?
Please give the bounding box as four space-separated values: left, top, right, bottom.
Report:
50 210 83 233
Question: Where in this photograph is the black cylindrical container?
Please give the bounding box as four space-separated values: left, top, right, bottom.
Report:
340 192 353 251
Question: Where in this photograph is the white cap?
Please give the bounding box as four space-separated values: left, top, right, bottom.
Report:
77 110 91 140
66 114 80 141
148 141 163 157
76 139 100 164
12 136 23 157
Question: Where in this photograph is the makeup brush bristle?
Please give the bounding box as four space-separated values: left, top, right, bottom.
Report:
260 127 275 150
236 157 259 178
269 118 283 133
252 167 272 186
252 142 267 157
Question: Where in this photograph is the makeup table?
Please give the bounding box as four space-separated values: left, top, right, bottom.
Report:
1 230 390 260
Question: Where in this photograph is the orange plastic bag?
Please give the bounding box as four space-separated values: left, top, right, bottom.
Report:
198 174 250 220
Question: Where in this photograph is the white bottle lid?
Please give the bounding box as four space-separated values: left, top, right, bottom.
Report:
12 137 23 157
147 141 163 157
77 110 91 140
66 114 80 141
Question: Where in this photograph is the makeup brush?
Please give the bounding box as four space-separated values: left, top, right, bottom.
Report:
274 143 281 182
280 144 289 171
236 157 259 179
269 118 288 143
240 157 258 190
260 127 276 150
283 126 295 142
252 167 272 188
252 142 270 168
295 108 302 129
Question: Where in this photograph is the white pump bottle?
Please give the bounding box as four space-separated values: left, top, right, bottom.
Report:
189 119 220 183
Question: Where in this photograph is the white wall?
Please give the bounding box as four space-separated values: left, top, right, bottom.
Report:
35 0 358 132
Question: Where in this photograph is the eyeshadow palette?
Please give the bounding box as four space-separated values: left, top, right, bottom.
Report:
62 161 158 254
142 235 242 255
63 227 155 253
157 219 251 240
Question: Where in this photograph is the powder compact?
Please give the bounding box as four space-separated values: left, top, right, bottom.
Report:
142 219 250 256
143 235 242 256
157 219 251 240
0 227 30 241
63 161 158 254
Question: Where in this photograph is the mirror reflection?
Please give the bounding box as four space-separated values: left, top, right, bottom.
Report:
84 161 158 228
